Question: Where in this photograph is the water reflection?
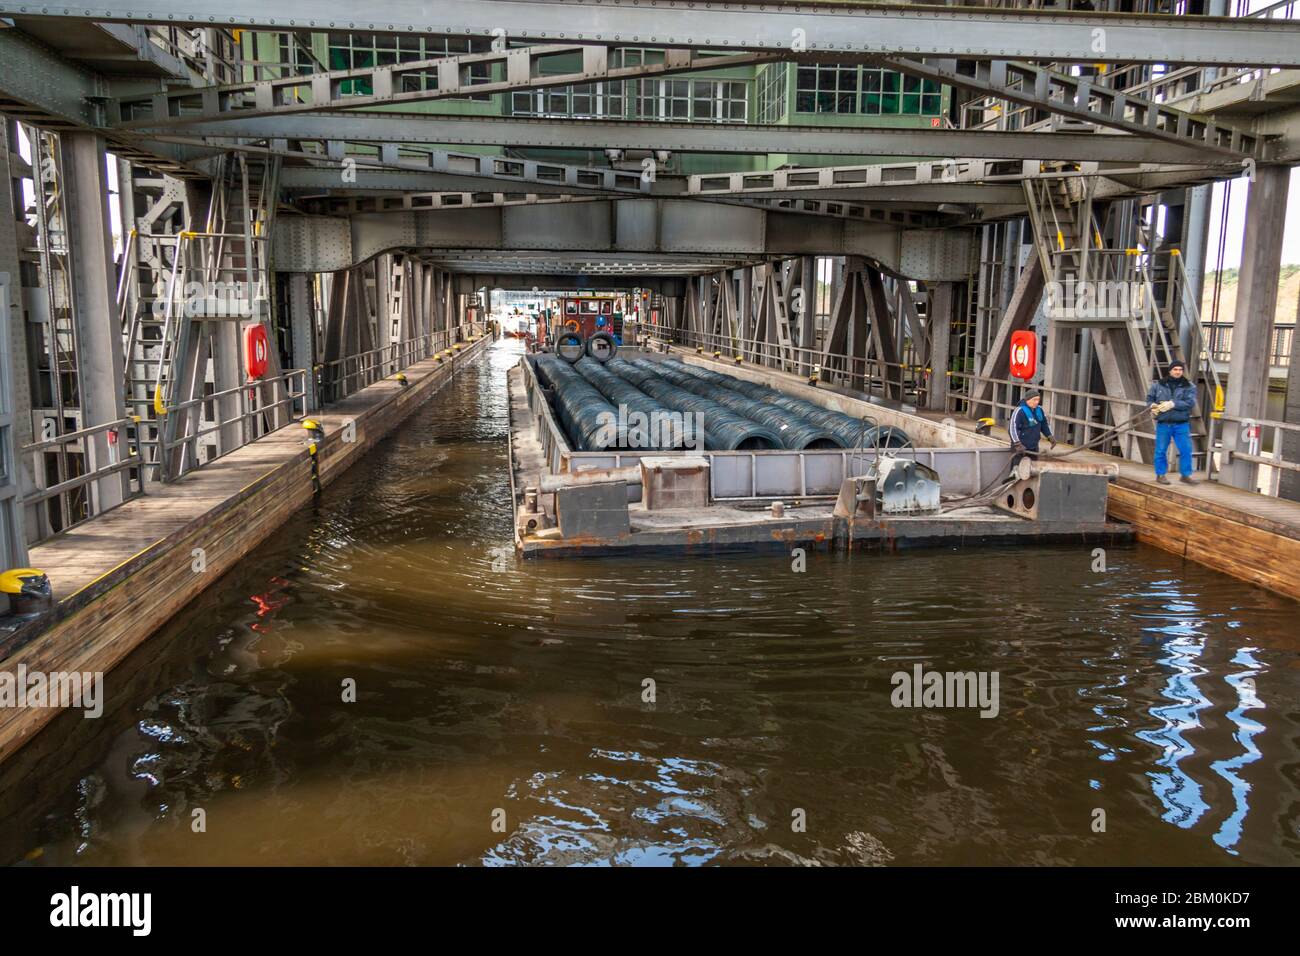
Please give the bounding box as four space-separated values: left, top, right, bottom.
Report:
1 339 1297 867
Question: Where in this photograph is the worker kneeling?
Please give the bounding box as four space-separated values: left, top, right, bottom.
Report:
1146 360 1197 486
1009 391 1055 465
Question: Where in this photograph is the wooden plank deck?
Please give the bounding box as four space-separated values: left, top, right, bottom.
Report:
0 335 492 764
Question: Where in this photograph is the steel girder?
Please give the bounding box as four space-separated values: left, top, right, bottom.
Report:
117 111 1224 164
271 199 975 280
865 55 1267 159
109 44 779 128
441 274 690 294
3 1 1299 67
151 138 652 194
0 27 105 128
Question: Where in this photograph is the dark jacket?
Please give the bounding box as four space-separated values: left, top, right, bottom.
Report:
1009 402 1052 452
1145 376 1197 424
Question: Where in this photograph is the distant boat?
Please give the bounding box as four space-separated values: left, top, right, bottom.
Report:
504 314 535 338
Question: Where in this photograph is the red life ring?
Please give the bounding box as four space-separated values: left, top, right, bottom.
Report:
245 323 270 380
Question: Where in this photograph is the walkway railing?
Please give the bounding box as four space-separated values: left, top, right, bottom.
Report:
317 323 476 405
148 369 309 481
1206 412 1300 494
651 326 930 406
21 418 148 538
945 370 1164 462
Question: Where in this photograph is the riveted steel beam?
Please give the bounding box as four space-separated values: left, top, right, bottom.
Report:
118 111 1223 164
3 2 1299 67
109 44 777 128
868 55 1269 159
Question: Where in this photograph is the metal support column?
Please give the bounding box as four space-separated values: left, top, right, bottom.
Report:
60 132 127 511
1221 166 1289 491
927 282 955 412
288 272 316 411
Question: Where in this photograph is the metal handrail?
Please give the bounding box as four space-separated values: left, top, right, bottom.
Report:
653 326 928 404
1205 411 1300 490
22 417 147 510
317 324 477 404
140 369 309 476
945 369 1161 462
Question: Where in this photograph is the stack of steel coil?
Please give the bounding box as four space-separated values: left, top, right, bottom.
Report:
573 357 687 450
668 360 911 449
534 355 619 451
635 359 843 450
606 357 781 451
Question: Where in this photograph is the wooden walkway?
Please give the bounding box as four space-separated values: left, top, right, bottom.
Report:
0 335 492 764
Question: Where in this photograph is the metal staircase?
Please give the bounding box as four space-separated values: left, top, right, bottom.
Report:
1024 174 1220 463
119 152 281 480
1026 175 1154 458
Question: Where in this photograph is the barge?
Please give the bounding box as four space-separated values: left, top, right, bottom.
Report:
508 347 1131 557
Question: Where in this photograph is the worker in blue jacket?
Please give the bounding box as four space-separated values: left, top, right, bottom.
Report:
1146 359 1198 485
1009 391 1055 461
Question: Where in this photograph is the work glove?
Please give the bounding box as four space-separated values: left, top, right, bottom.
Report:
1155 400 1176 414
1049 438 1058 449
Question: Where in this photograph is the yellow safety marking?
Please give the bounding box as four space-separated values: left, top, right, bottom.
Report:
1056 230 1065 252
0 569 45 594
153 385 166 416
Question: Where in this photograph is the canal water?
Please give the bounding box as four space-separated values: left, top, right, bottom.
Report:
3 338 1298 866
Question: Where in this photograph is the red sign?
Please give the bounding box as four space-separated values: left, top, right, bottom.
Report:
1009 330 1037 380
244 323 270 380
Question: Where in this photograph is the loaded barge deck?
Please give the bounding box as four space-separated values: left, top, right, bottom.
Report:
508 348 1131 557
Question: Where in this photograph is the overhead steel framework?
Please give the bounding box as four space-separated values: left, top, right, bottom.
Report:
4 1 1300 66
1 0 1300 575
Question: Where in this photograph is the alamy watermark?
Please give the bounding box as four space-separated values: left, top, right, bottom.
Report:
891 663 999 718
152 280 258 320
1045 278 1144 322
0 665 103 718
592 403 705 450
50 886 150 936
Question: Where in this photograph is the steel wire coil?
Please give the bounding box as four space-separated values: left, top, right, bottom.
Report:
637 360 844 450
606 358 782 451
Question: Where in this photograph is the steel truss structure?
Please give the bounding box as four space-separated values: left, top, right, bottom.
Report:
1 0 1299 569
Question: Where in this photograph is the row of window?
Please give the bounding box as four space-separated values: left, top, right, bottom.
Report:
291 36 944 119
325 33 492 99
757 63 790 125
510 79 747 122
794 66 943 116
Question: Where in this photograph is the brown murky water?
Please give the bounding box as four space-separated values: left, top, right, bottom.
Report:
3 339 1298 866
